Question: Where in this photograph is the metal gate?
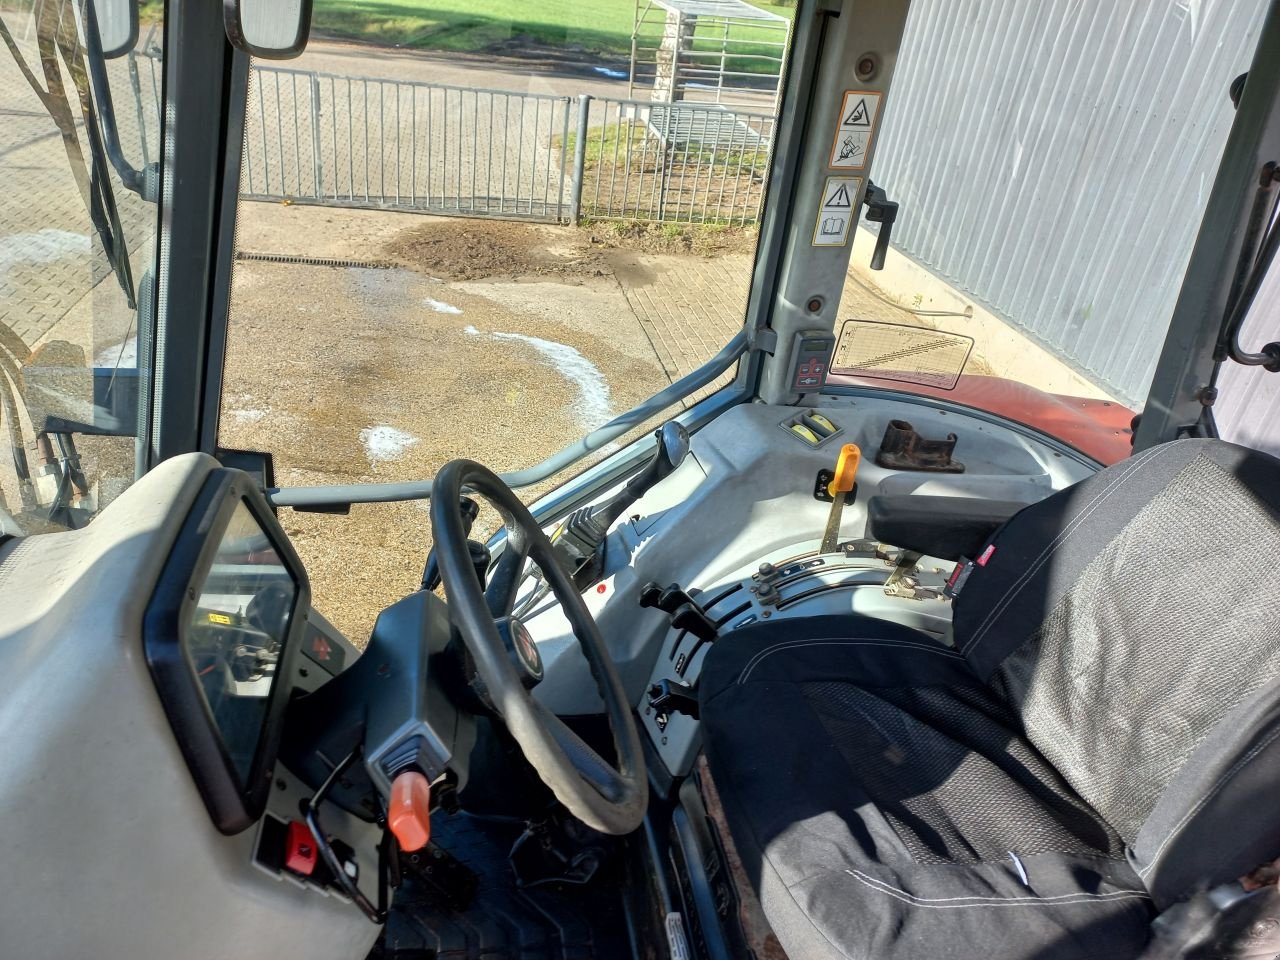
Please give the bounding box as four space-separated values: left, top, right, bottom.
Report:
243 66 778 226
573 95 775 225
243 67 577 222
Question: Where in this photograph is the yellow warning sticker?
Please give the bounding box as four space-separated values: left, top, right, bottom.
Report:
828 90 882 171
207 612 233 625
811 176 862 247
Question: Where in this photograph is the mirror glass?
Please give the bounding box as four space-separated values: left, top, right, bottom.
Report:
233 0 310 57
91 0 138 58
185 500 297 784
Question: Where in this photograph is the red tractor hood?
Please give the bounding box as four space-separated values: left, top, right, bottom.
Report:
836 375 1136 465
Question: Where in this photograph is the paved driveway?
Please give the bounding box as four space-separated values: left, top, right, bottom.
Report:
0 21 159 353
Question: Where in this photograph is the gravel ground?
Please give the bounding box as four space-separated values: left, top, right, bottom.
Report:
222 203 745 642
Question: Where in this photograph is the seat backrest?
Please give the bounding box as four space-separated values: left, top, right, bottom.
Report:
951 439 1280 907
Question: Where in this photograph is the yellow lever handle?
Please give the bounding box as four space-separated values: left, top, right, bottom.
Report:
827 443 862 497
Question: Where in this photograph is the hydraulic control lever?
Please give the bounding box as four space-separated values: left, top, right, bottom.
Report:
862 180 899 271
639 581 695 613
670 602 717 643
553 421 691 588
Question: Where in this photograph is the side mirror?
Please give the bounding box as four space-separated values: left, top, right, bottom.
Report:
223 0 313 60
91 0 138 58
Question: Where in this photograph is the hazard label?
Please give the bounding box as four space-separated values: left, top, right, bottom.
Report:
828 90 881 170
812 176 862 247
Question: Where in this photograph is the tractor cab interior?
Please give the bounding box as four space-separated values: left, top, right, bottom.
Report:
2 2 1280 960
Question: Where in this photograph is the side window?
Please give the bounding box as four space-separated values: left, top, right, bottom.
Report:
1213 258 1280 458
0 4 163 534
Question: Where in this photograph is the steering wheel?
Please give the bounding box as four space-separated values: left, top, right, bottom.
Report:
430 460 648 836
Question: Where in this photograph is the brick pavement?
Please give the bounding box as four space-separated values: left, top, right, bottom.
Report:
1 23 160 352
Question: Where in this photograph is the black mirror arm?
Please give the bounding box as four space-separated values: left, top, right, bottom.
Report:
82 3 148 197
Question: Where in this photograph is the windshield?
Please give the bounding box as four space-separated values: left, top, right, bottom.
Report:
217 2 790 638
0 0 161 534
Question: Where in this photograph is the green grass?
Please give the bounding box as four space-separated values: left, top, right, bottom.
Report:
560 122 770 173
142 0 794 70
306 0 795 72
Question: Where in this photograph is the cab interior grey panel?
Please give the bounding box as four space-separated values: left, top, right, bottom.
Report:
0 455 381 960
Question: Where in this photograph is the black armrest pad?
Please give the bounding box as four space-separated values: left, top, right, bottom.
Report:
865 495 1027 561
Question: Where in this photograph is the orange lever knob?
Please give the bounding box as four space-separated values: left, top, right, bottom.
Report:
827 443 862 498
388 771 432 852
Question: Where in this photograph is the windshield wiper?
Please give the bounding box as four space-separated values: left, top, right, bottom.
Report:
0 2 136 309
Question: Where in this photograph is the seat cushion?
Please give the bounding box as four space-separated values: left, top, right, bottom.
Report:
700 616 1154 960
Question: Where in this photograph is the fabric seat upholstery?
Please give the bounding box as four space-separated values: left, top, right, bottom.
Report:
699 439 1280 960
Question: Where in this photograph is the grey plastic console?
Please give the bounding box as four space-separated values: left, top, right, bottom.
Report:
866 494 1026 560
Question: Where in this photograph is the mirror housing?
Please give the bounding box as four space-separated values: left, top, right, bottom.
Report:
223 0 312 60
90 0 138 58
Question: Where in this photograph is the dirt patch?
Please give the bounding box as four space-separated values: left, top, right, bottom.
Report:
582 219 758 257
385 219 608 281
219 258 669 643
383 216 757 284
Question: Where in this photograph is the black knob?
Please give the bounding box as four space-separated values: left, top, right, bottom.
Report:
639 582 665 609
648 678 700 719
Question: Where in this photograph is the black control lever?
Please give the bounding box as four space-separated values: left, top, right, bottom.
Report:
862 179 899 271
670 602 717 643
594 422 690 530
648 678 700 720
421 496 481 591
638 582 665 609
553 422 691 588
640 581 697 614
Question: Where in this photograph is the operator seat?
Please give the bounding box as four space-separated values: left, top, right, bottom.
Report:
700 439 1280 960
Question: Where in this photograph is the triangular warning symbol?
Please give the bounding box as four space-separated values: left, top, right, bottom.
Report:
843 97 871 127
825 183 852 208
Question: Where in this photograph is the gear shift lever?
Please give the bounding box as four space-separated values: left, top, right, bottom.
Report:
553 422 690 587
594 422 690 530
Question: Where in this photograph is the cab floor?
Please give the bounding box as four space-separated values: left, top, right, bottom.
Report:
376 811 635 960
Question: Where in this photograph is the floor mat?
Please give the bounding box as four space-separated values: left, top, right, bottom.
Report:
378 811 635 960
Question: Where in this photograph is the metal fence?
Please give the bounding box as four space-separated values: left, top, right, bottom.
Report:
577 97 775 225
242 66 776 226
244 68 576 221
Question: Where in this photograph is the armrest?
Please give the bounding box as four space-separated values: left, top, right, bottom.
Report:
865 495 1026 561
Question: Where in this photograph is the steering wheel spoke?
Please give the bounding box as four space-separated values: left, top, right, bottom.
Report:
483 534 530 618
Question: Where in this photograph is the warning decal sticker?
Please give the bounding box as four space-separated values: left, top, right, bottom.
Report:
828 90 882 170
812 176 862 247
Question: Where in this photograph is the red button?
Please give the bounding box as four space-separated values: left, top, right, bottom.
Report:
285 820 318 876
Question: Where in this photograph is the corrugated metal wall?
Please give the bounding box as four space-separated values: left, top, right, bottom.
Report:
872 0 1269 407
